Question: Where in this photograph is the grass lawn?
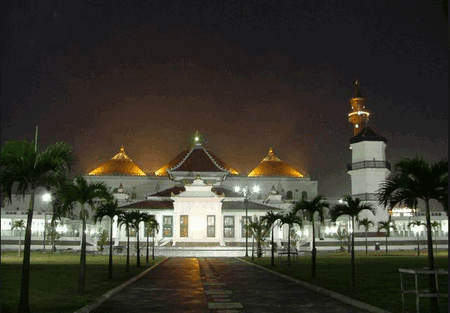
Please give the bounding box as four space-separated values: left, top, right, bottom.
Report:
244 251 448 313
1 251 165 313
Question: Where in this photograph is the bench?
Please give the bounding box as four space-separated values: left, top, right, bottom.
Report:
277 247 299 264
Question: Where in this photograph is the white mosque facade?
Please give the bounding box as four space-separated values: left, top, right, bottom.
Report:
1 84 448 255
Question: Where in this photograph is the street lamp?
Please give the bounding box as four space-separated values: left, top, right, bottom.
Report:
42 193 52 251
234 185 260 257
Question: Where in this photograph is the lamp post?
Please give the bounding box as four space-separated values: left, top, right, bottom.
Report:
42 193 51 251
234 185 260 257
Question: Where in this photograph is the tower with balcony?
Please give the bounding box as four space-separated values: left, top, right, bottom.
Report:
347 81 391 222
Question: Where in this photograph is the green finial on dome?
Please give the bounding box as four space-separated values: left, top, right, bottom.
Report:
191 130 205 147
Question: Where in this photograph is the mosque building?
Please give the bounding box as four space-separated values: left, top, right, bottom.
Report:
1 82 447 255
84 131 317 252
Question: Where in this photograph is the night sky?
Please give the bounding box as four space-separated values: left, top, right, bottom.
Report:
1 1 448 197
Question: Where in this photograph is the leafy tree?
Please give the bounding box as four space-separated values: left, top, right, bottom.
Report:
377 220 397 255
334 227 349 252
45 223 61 252
1 138 74 313
55 175 111 293
377 157 448 313
261 211 283 267
118 210 135 272
93 200 123 280
331 195 375 293
128 211 148 267
408 220 426 256
294 195 329 279
12 220 25 257
96 229 109 252
279 209 303 267
358 218 374 255
144 215 159 262
245 216 270 258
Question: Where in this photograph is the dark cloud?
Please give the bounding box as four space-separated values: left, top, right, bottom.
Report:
1 0 447 197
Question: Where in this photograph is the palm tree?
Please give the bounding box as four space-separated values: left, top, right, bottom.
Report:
430 221 440 255
279 209 303 267
118 210 135 272
261 211 283 267
245 217 270 258
144 215 159 262
93 200 123 280
377 220 397 255
128 211 148 267
377 157 448 313
331 195 375 293
294 195 329 279
55 176 111 293
358 218 374 255
1 137 74 313
408 220 425 256
12 220 26 257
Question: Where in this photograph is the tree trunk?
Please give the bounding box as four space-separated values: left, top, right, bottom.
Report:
126 227 130 273
312 220 316 279
146 233 149 264
351 216 356 293
152 233 155 260
425 200 439 313
18 231 22 258
365 230 368 255
417 233 420 257
385 235 388 255
271 227 275 267
18 189 35 313
108 217 113 280
78 206 87 294
136 228 140 268
287 225 291 267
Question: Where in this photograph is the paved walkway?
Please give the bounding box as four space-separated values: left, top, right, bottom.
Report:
93 257 370 313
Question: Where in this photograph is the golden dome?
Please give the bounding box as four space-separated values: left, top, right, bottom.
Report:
248 148 303 177
88 146 146 176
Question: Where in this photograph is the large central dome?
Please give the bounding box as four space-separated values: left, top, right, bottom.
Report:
248 148 303 177
88 146 146 176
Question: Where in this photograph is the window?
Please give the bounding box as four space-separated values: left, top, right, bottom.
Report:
180 215 188 237
207 215 215 237
224 216 235 238
286 191 293 200
163 216 173 237
301 191 308 200
241 216 251 238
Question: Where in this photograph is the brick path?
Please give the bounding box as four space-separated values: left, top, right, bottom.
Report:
93 257 370 313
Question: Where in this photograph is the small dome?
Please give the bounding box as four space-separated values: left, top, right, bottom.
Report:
88 146 146 176
248 148 303 177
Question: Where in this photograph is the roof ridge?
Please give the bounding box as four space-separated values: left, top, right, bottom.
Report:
168 146 196 171
202 147 229 172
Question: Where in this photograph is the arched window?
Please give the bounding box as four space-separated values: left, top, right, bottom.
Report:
301 191 308 200
286 191 293 200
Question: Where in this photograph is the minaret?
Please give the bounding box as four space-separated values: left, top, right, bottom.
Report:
348 80 370 136
347 81 390 224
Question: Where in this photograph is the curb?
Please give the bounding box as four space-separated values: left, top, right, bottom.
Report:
73 257 169 313
237 258 391 313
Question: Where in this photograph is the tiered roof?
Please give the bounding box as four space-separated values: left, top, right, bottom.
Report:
88 146 146 176
349 126 388 144
248 148 303 177
155 135 238 176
